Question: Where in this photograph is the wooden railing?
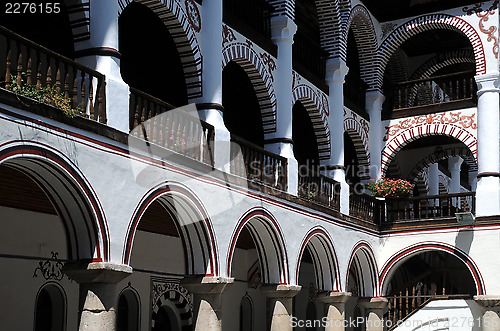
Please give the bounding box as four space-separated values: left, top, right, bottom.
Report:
129 87 214 166
349 192 385 223
390 71 476 111
293 30 328 80
298 167 340 210
223 0 273 38
384 192 475 223
0 26 106 123
230 135 287 191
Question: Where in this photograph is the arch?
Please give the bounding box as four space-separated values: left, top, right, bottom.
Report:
344 109 370 179
152 288 193 331
382 111 478 175
0 141 109 261
292 85 330 160
227 208 289 284
345 5 378 88
118 0 202 99
34 282 67 331
123 182 218 276
346 241 379 297
117 286 141 331
315 0 342 59
374 14 486 89
295 227 340 292
239 294 253 331
379 242 485 296
407 146 477 184
64 0 91 43
410 50 476 81
222 43 277 134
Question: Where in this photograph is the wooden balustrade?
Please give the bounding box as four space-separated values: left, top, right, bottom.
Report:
230 135 287 191
384 192 475 223
390 71 476 111
0 26 106 123
297 167 340 210
129 87 214 166
349 192 385 223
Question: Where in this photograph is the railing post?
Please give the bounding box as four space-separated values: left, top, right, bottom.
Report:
366 90 385 180
73 0 129 131
475 73 500 216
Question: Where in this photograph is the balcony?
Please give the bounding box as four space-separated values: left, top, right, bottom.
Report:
298 166 340 210
384 71 477 119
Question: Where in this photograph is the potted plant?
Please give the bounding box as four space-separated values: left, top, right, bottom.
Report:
367 178 412 198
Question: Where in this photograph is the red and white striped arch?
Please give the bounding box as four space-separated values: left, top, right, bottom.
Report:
346 241 379 297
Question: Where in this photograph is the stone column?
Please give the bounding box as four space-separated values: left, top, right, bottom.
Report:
428 163 440 196
63 262 132 331
475 73 500 216
261 284 301 331
448 157 464 194
365 91 386 180
181 276 233 331
196 0 231 171
474 295 500 331
469 171 479 191
323 59 349 214
74 0 129 132
358 297 388 331
265 16 298 195
317 292 352 331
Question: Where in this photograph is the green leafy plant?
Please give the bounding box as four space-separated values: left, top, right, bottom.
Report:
5 74 81 118
367 177 412 198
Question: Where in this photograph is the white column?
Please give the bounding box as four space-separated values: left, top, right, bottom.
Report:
261 284 301 331
196 0 231 171
366 90 385 180
474 296 500 331
265 16 298 195
475 73 500 216
449 156 464 193
428 163 440 196
323 59 349 214
74 0 129 132
358 298 388 331
469 171 479 191
317 292 352 331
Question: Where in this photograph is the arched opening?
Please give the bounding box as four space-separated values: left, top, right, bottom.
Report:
34 284 66 331
292 101 320 167
344 29 368 115
239 294 253 331
344 132 361 189
117 288 140 331
222 61 264 146
119 2 188 106
152 300 182 331
305 300 317 331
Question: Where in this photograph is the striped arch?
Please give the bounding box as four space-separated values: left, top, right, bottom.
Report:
345 5 378 88
374 14 486 89
64 0 90 43
227 208 289 284
379 242 485 296
292 85 330 160
152 289 193 331
0 141 109 261
382 120 478 176
344 110 370 179
295 227 340 291
410 50 476 80
269 0 294 19
123 182 218 276
346 241 379 297
118 0 203 99
315 0 342 59
223 44 277 134
407 146 477 184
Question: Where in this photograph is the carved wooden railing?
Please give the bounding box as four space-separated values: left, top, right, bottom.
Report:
298 167 340 210
384 192 475 223
349 192 385 223
129 87 214 166
230 135 287 191
0 26 106 122
293 29 328 80
390 71 476 111
223 0 273 38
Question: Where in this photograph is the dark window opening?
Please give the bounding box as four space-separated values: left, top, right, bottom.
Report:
292 101 319 166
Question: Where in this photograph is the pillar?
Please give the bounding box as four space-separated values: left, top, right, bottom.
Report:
196 0 231 171
323 59 349 214
448 157 464 194
366 90 386 180
469 171 479 191
475 73 500 216
63 262 132 331
181 276 233 331
358 297 388 331
265 16 298 195
74 0 129 132
317 292 351 331
474 295 500 331
428 163 440 196
261 284 301 331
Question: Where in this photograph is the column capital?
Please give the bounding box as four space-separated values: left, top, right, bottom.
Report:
181 276 234 294
358 297 388 310
261 284 301 298
365 90 386 112
317 291 352 304
474 295 500 307
63 262 132 284
448 156 464 171
271 16 297 43
325 58 349 83
475 72 500 96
